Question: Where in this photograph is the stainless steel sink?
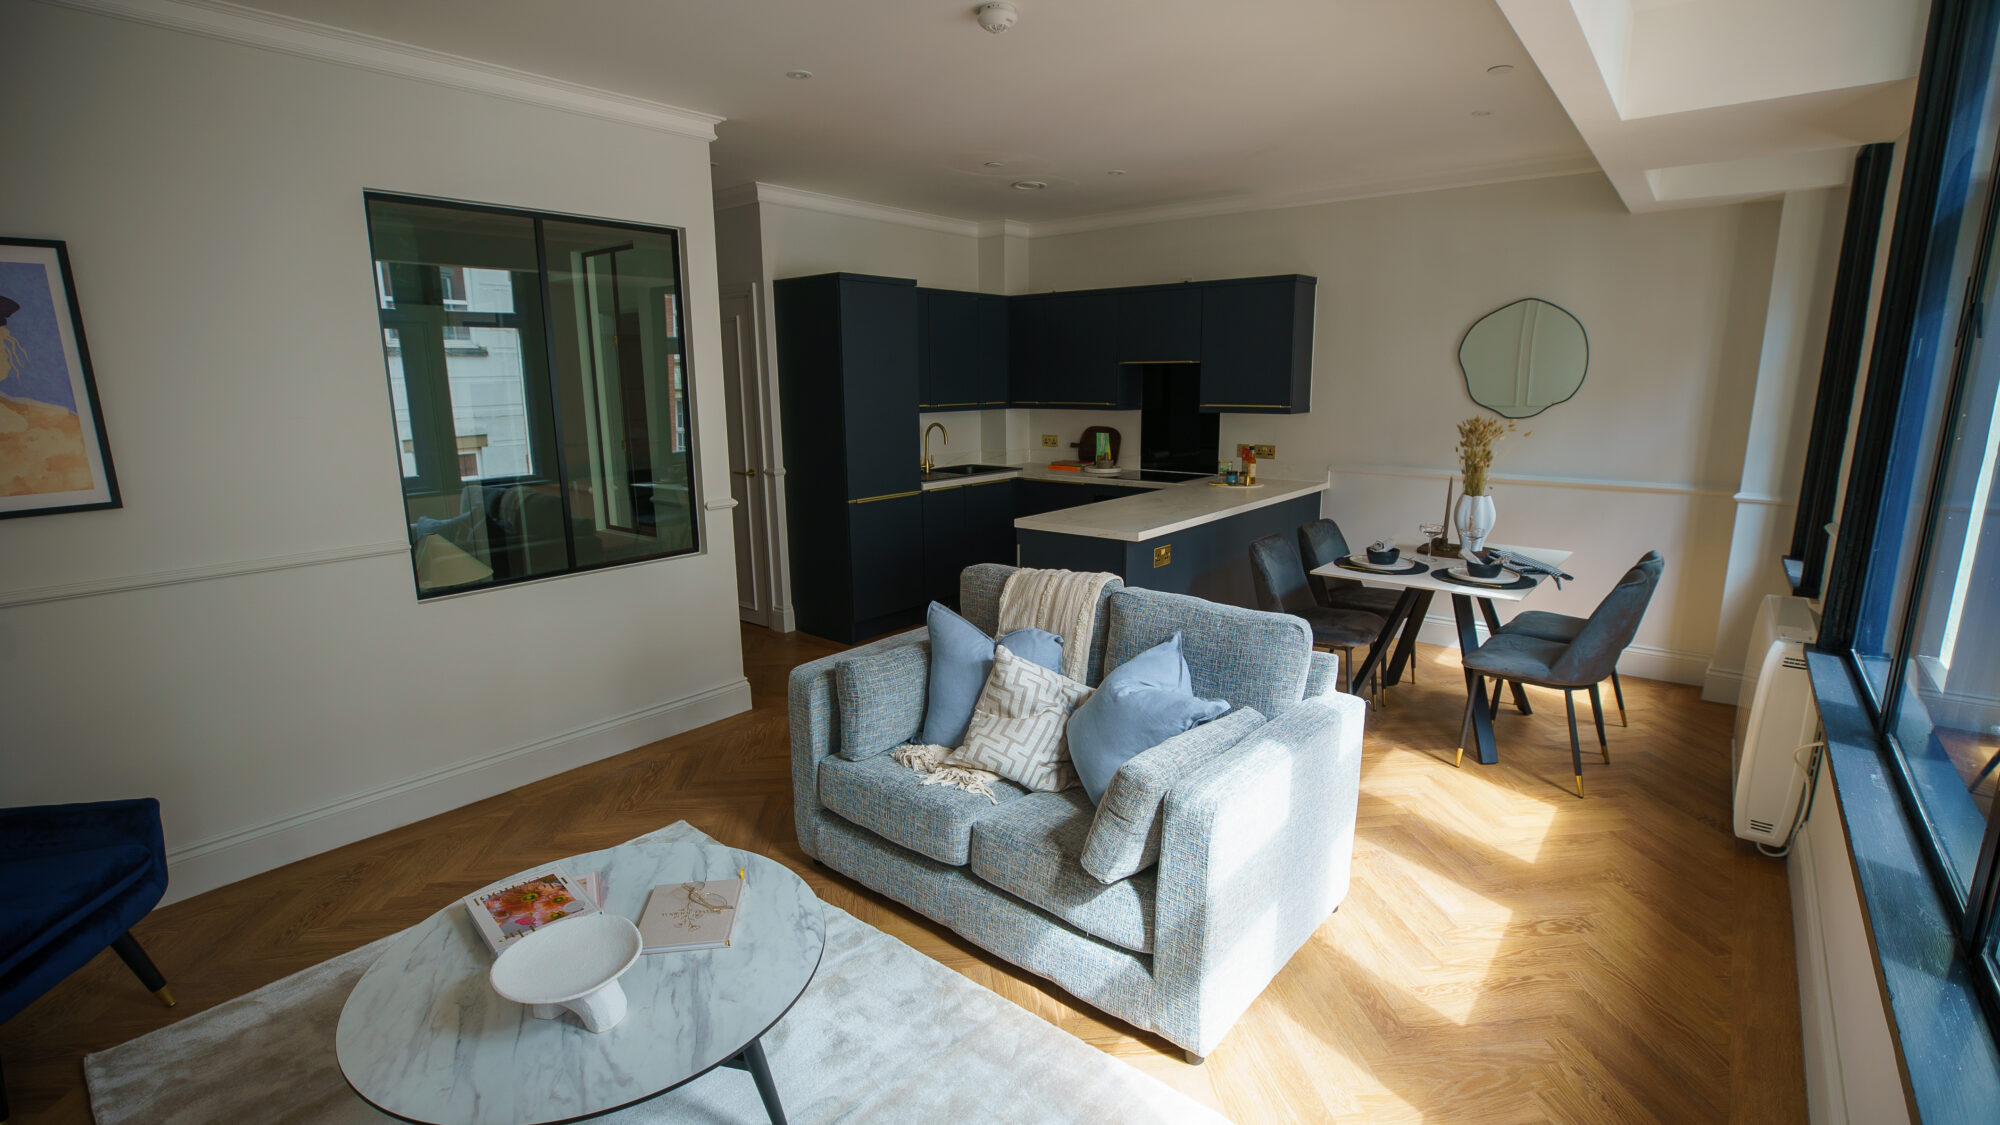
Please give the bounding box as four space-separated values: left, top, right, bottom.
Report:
922 464 1016 479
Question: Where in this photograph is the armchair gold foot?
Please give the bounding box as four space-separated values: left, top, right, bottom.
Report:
1454 747 1464 768
154 984 177 1008
1574 775 1585 798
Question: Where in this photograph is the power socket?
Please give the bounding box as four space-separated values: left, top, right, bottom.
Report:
1252 444 1277 460
1041 434 1059 447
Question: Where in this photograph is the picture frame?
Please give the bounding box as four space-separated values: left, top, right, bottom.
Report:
0 237 120 518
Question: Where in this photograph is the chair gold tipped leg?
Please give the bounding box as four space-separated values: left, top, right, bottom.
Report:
154 984 177 1008
1454 747 1465 768
1574 775 1585 798
1599 739 1610 764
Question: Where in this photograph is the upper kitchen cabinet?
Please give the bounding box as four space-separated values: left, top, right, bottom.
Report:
1041 290 1131 408
1009 293 1053 405
1199 275 1316 413
919 288 1008 410
1117 285 1202 363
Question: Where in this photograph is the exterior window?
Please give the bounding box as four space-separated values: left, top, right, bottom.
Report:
365 195 700 596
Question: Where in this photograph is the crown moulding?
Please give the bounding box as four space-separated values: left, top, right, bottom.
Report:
39 0 725 141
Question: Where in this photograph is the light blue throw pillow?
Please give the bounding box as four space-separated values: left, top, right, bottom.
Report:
920 602 1066 748
1068 632 1230 804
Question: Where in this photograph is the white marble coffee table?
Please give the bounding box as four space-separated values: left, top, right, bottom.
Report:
335 840 824 1124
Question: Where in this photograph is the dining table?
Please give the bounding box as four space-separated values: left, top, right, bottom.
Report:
1308 543 1574 766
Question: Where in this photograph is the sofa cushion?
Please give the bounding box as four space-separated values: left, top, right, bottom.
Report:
834 641 931 761
946 645 1093 792
920 602 1065 748
959 564 1123 686
1068 632 1230 804
1105 588 1313 717
968 789 1157 954
1081 706 1266 884
819 753 1027 866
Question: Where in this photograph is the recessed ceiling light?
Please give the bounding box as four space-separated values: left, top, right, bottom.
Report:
1471 110 1493 117
786 70 813 80
1107 169 1127 176
1011 180 1048 191
1487 64 1515 75
983 161 1006 168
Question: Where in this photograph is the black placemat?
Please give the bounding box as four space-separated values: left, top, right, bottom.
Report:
1436 570 1536 591
1336 558 1429 577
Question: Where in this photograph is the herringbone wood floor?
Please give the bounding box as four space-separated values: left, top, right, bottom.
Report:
3 625 1805 1124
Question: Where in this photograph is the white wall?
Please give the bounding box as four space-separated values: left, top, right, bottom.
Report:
0 3 748 902
1023 173 1785 683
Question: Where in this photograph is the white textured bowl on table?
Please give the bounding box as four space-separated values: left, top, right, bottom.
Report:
489 913 643 1033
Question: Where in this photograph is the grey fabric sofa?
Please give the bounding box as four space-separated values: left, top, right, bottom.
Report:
789 564 1366 1060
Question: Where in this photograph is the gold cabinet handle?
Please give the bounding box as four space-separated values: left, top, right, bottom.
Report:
850 490 920 504
730 468 759 477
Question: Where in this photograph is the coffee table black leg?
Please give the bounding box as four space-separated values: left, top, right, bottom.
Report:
736 1037 787 1125
1475 597 1532 715
1385 589 1433 686
1453 594 1499 765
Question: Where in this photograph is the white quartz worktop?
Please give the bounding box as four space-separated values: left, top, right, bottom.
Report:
1013 477 1328 542
918 463 1178 491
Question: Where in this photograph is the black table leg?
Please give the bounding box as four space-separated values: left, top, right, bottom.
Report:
1384 589 1433 686
1453 594 1499 765
722 1037 787 1124
1348 588 1416 694
1475 598 1532 715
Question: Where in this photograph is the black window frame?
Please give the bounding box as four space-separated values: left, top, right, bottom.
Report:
363 191 704 599
1804 0 2000 1118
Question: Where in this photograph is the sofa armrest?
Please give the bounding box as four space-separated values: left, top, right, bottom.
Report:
1151 691 1365 1056
787 627 929 857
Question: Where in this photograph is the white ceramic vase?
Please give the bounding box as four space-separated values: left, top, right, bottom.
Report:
1456 492 1496 556
489 913 643 1033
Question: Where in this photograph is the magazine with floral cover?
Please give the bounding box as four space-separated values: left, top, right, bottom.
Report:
464 866 601 956
637 873 744 953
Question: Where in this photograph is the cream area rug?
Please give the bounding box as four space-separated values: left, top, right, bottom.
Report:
85 821 1228 1124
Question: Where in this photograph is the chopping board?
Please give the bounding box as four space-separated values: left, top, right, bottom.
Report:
1073 425 1121 465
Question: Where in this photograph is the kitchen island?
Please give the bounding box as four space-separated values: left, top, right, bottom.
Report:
1012 476 1328 607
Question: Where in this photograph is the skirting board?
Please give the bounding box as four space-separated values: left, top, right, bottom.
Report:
1412 613 1711 686
159 678 753 905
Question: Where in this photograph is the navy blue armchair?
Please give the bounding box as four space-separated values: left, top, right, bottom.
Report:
1 798 176 1117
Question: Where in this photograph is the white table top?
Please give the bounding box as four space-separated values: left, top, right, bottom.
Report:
1013 477 1329 542
1309 543 1574 604
336 842 824 1125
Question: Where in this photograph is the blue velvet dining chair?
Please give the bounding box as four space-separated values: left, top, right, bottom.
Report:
1493 550 1665 727
1248 533 1387 699
0 798 176 1119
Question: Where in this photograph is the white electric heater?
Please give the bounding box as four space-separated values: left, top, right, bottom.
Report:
1732 594 1821 845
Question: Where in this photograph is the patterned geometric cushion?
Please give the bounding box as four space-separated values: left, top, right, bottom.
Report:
1104 588 1313 717
833 641 930 761
818 752 1027 866
946 645 1093 792
968 789 1157 953
1080 706 1266 884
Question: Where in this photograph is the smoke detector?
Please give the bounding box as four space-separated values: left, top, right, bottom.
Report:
975 3 1018 34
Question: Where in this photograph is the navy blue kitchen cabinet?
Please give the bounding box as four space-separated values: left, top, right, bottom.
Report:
1118 285 1202 363
1015 479 1144 516
775 272 924 642
1009 293 1054 404
923 478 1016 607
919 289 1009 410
1041 291 1128 408
1199 275 1316 413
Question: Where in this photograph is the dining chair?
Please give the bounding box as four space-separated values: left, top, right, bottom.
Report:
1493 551 1663 726
1457 559 1662 797
1296 519 1414 684
1248 533 1387 700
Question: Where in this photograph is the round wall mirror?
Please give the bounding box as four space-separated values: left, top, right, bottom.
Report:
1458 298 1588 419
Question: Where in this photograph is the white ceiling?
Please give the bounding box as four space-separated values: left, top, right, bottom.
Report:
220 0 1601 223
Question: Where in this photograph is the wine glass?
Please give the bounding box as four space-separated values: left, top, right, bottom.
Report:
1417 522 1444 558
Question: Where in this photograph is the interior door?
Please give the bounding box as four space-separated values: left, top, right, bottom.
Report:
720 287 777 628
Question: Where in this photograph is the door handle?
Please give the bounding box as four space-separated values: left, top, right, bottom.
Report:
730 468 759 477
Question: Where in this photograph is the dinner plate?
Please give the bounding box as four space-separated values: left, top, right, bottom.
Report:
1447 566 1519 585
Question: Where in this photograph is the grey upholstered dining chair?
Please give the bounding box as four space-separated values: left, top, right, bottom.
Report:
1248 533 1387 699
1494 551 1664 726
1457 556 1662 797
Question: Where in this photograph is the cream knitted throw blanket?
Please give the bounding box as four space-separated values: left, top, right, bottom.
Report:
892 568 1118 800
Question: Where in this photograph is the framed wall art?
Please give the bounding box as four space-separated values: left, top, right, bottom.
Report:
0 237 119 517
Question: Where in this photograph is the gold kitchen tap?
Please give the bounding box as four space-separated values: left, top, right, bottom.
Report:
922 422 948 473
